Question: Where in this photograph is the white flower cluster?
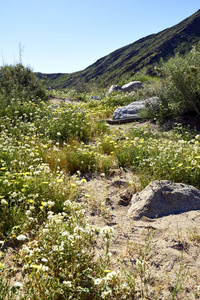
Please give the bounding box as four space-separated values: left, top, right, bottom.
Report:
94 270 121 286
100 226 115 235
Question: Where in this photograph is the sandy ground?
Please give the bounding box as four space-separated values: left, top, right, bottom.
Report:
79 169 200 299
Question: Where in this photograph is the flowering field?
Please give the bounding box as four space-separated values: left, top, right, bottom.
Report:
1 77 200 298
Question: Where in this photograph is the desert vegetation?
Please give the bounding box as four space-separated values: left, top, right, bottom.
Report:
0 45 200 299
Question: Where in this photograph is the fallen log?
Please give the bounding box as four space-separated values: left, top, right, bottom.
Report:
103 116 143 124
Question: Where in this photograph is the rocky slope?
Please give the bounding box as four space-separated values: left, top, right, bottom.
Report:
39 9 200 89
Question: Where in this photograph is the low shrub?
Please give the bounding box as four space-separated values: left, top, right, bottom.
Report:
161 45 200 115
144 45 200 122
45 106 91 144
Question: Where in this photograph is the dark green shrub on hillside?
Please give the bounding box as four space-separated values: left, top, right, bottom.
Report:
142 45 200 122
0 63 47 104
160 45 200 115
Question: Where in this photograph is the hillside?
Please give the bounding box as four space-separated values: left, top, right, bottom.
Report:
39 9 200 89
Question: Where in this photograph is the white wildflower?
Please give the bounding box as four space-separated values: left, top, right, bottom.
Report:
63 281 72 287
106 270 121 280
62 231 69 236
47 201 55 207
1 199 8 205
41 258 48 263
13 282 23 288
101 289 112 298
63 200 72 206
16 235 27 242
11 191 18 198
52 245 58 251
94 278 103 285
195 135 200 141
100 226 114 235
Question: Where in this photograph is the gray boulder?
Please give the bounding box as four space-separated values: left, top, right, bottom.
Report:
128 180 200 220
108 85 122 94
121 81 143 92
113 97 158 120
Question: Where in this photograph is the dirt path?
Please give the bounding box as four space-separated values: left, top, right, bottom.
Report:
48 96 82 106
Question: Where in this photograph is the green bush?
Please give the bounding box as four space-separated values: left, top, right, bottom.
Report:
161 46 200 114
139 93 176 123
0 63 47 104
142 45 200 122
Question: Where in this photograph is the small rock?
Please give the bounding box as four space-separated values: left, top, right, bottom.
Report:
108 85 122 94
121 81 143 92
111 180 128 187
106 197 113 206
118 188 132 206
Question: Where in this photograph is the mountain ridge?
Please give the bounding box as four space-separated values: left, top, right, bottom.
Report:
39 9 200 89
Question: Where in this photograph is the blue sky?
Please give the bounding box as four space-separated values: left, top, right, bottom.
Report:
1 0 199 73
